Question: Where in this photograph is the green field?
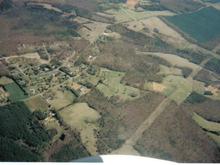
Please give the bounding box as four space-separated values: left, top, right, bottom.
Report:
96 68 140 101
144 75 193 104
202 0 220 3
162 75 193 104
0 76 13 85
4 82 27 102
193 113 220 132
166 7 220 47
24 95 49 112
59 103 100 155
193 112 220 147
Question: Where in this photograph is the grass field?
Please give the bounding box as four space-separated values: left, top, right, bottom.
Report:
165 7 220 48
106 6 174 23
193 113 220 132
0 76 13 85
96 68 140 101
4 82 27 102
24 95 49 112
59 103 100 155
141 52 201 73
158 65 182 76
77 18 109 43
160 0 204 13
162 75 192 104
144 75 206 104
48 88 76 110
125 17 188 47
193 112 220 147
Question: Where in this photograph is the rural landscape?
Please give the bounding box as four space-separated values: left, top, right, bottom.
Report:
1 0 220 162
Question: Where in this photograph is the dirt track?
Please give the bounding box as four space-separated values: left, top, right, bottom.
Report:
112 97 171 155
111 51 210 155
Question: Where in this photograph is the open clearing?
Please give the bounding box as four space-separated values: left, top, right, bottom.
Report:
144 82 167 93
211 2 220 10
47 88 76 110
59 103 100 155
160 0 204 13
165 7 220 48
193 112 220 132
204 85 220 101
105 6 175 23
26 2 63 13
158 65 182 76
200 0 220 10
192 112 220 148
96 68 140 101
136 51 201 72
3 82 27 102
24 95 49 112
144 75 193 104
5 52 49 64
76 17 109 43
0 76 13 85
137 51 209 104
125 17 188 47
162 75 192 104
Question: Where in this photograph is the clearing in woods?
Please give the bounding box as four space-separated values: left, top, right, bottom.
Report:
125 17 188 47
24 95 49 112
165 7 220 48
193 112 220 146
0 76 13 85
76 18 109 43
193 113 220 132
59 103 101 155
47 87 76 110
136 51 201 71
3 82 27 102
96 68 140 101
106 6 175 23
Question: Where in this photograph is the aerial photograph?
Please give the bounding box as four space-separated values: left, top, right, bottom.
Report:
1 0 220 163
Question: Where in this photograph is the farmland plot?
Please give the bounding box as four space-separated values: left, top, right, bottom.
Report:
24 95 49 112
96 68 140 101
165 7 220 48
125 17 188 47
4 82 27 102
59 103 100 155
106 6 175 23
